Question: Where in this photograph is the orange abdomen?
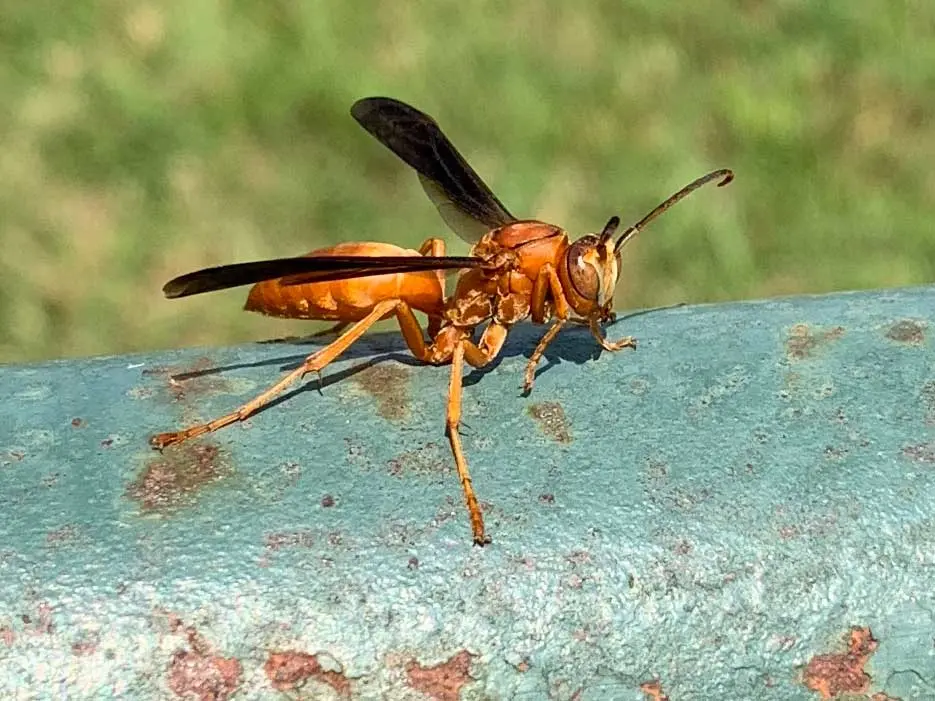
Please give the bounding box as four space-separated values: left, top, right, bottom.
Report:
244 242 445 320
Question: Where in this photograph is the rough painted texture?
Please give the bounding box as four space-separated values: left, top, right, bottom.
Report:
2 286 935 699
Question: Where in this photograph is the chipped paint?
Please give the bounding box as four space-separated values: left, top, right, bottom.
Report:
901 442 935 464
885 319 926 345
527 401 572 443
405 650 475 701
641 679 670 701
264 651 351 696
162 613 242 701
802 627 878 699
786 323 845 361
168 650 241 700
127 442 231 512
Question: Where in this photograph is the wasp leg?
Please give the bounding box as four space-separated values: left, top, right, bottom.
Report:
150 298 434 449
434 322 508 545
522 319 567 393
522 263 573 392
589 318 637 352
417 237 447 338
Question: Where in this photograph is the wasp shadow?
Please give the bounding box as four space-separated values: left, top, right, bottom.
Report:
168 304 680 394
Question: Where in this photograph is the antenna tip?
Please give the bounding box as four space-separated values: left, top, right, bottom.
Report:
599 216 620 242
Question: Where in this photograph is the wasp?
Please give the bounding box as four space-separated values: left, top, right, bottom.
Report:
151 97 733 545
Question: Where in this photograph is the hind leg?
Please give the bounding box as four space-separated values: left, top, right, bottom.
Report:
151 298 435 448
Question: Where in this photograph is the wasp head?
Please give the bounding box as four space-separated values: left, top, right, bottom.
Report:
559 217 622 320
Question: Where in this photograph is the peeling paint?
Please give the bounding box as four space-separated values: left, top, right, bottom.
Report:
901 442 935 464
802 627 878 699
527 401 572 443
640 679 669 701
405 650 475 701
786 323 845 361
885 319 926 345
127 442 231 512
264 650 351 696
162 613 243 701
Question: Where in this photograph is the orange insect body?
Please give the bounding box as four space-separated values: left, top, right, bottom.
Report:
245 242 445 321
151 96 733 546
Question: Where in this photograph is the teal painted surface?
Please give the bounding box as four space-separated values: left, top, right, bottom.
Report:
2 286 935 699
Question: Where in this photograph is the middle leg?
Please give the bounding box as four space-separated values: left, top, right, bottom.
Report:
437 322 508 545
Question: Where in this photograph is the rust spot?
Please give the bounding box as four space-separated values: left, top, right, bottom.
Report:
264 651 350 696
786 324 845 361
408 556 420 569
20 603 54 635
405 650 475 701
387 442 448 477
885 319 926 345
641 679 670 701
803 627 878 699
352 363 411 421
168 650 242 701
527 402 572 443
539 493 555 504
71 417 83 428
1 450 25 465
127 442 230 512
143 358 231 403
515 659 530 673
320 494 335 507
1 626 14 646
72 639 98 656
901 442 935 464
162 613 243 701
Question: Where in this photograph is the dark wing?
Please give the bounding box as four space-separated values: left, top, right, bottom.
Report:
351 97 517 243
163 255 483 298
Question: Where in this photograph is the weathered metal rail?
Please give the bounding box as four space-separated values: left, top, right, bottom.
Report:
2 286 934 699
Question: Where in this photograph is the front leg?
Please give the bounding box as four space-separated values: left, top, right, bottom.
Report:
529 263 570 324
522 264 572 392
523 319 566 393
589 318 637 352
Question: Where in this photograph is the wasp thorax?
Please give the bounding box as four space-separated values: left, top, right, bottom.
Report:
564 235 620 311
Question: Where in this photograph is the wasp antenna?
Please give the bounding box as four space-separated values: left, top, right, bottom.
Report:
598 216 620 244
614 169 734 253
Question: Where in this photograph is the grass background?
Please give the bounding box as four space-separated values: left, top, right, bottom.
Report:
1 0 933 362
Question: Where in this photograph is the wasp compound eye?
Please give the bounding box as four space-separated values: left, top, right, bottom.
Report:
566 236 602 301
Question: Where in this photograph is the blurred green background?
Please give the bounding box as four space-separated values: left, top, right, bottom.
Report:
1 1 932 363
